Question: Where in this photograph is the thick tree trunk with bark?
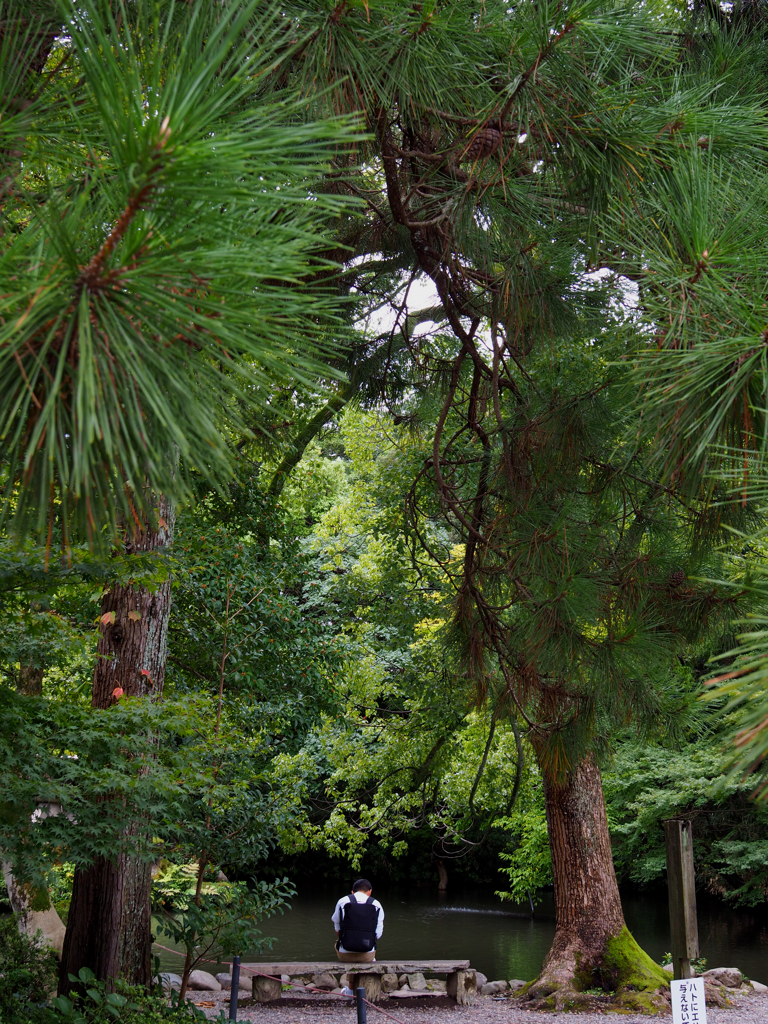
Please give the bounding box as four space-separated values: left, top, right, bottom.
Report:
519 754 670 1013
60 825 154 992
539 755 624 984
59 504 174 995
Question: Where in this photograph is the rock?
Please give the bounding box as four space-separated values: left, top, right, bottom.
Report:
426 979 446 992
157 973 182 992
481 981 505 996
407 972 428 991
281 974 291 984
704 981 731 1008
312 972 337 990
662 964 674 974
398 974 408 987
490 980 508 991
475 972 487 990
215 972 252 992
752 980 768 993
187 970 222 992
382 973 399 993
339 974 350 989
704 967 743 988
508 979 526 992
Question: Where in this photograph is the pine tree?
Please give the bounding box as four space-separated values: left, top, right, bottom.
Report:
618 2 768 797
1 0 356 989
404 323 737 1009
259 0 767 1005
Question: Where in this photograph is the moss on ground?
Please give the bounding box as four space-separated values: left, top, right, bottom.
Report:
610 988 670 1014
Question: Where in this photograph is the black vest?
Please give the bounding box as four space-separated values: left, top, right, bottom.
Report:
339 896 379 953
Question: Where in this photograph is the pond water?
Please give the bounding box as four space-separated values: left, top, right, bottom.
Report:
153 884 768 984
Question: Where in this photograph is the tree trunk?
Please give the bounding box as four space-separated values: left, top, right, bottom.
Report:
59 504 175 995
539 755 624 984
18 663 43 695
4 799 66 956
519 754 669 1013
3 860 66 957
436 859 448 891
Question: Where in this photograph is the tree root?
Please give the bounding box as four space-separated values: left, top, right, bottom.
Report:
514 927 674 1014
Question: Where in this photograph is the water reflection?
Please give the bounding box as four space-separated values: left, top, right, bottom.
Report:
153 886 767 984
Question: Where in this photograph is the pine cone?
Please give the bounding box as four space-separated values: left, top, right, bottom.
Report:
669 569 686 587
463 126 502 161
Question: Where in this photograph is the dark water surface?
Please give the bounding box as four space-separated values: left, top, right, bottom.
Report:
154 885 768 984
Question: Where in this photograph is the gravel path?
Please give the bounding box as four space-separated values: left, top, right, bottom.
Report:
194 991 768 1022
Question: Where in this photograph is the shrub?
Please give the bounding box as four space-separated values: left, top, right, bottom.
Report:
52 970 210 1022
0 915 58 1023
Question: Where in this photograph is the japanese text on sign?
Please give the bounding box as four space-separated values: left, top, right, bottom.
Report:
671 977 707 1024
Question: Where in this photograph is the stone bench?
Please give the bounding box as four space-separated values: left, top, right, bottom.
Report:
240 960 476 1005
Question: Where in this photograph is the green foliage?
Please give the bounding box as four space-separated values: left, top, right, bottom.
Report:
278 440 349 535
496 804 553 905
260 409 535 876
609 7 768 792
0 478 343 988
660 953 707 973
169 485 344 750
0 538 168 693
4 0 768 1001
51 968 206 1023
150 863 230 914
49 862 75 920
1 0 357 545
53 969 140 1022
159 877 293 978
0 916 58 1024
604 739 768 906
703 562 768 801
0 685 296 897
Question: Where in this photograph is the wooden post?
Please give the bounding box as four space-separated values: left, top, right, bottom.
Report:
664 818 698 980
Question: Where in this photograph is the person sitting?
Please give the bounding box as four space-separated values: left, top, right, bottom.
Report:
332 878 384 962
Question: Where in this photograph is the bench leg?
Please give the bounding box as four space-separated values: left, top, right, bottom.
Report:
349 973 382 1004
252 975 282 1002
447 969 476 1005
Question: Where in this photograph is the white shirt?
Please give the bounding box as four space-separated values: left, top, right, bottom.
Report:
332 892 385 953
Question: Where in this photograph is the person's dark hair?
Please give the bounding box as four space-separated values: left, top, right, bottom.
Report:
352 878 372 892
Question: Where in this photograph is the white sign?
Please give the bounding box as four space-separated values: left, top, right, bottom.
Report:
671 977 707 1024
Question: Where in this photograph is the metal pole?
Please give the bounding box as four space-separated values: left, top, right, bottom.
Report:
356 986 367 1024
229 955 241 1021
